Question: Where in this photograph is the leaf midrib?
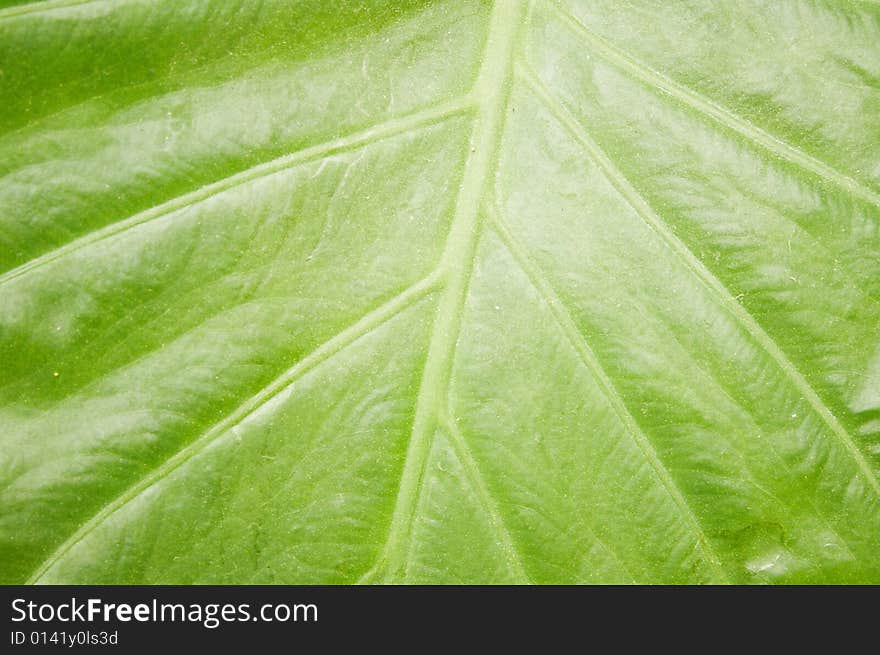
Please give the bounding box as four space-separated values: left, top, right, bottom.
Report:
361 0 527 584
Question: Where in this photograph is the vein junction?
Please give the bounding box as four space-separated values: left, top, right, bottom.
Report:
362 0 526 583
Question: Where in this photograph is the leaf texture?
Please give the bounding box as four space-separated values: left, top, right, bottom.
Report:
1 0 879 584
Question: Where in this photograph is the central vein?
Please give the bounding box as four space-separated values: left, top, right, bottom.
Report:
365 0 525 583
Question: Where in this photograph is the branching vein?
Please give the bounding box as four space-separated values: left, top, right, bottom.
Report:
545 0 880 209
487 206 730 583
516 64 880 500
0 98 471 287
362 0 526 584
27 273 441 583
0 0 100 21
438 412 532 583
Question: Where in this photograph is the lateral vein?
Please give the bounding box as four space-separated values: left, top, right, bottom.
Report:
26 273 441 583
517 64 880 500
438 412 532 583
0 0 99 21
487 207 731 583
545 0 880 209
0 98 471 287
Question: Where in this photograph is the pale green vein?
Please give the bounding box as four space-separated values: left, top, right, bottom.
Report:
487 206 731 584
516 64 880 500
0 97 471 287
27 272 441 583
0 0 100 20
361 0 525 585
438 412 532 584
545 0 880 209
442 404 638 583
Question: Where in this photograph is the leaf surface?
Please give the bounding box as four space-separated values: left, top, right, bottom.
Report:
1 0 879 584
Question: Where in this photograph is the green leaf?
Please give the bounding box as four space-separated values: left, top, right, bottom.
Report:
1 0 879 584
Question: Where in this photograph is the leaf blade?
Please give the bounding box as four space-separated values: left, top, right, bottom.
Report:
2 0 878 584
